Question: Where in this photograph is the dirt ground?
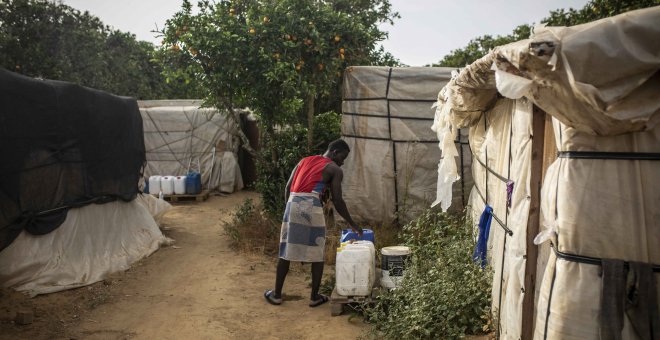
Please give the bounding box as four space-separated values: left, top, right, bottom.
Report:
0 190 370 339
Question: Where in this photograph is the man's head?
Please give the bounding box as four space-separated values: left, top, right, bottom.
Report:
326 139 350 166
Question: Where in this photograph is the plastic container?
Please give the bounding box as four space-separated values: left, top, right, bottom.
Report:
185 172 202 195
174 176 186 195
336 241 375 296
148 176 162 196
340 228 375 244
160 176 175 195
380 246 410 289
353 240 376 286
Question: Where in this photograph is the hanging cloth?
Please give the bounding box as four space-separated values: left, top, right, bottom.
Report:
472 205 493 268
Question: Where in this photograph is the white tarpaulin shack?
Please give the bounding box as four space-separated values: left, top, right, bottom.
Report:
433 7 659 340
138 100 244 193
341 66 473 224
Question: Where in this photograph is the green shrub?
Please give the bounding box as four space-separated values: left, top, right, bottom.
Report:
223 198 280 254
364 209 493 339
255 124 309 218
255 111 341 218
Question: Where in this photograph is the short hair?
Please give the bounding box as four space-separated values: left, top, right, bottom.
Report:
328 139 350 153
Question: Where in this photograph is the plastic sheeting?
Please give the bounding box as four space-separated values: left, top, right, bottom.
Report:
0 69 146 250
461 99 533 340
139 100 243 193
442 6 660 136
532 119 660 340
433 7 660 340
0 198 171 296
341 66 472 224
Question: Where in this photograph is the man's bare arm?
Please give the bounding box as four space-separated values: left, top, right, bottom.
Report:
326 164 362 235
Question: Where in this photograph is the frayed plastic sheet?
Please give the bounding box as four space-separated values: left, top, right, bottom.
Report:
491 63 533 100
431 84 460 211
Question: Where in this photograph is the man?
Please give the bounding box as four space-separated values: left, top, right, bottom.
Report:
264 139 362 307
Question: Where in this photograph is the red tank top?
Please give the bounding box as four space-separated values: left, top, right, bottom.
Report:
290 155 333 193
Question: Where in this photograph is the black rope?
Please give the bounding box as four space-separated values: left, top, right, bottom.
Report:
343 97 436 103
342 134 438 143
484 113 489 204
551 243 660 272
558 151 660 161
458 129 466 208
385 68 400 220
474 154 510 183
342 111 434 121
472 182 513 236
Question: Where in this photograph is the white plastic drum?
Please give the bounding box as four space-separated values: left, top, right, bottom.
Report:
380 246 410 289
148 176 161 196
160 176 175 195
174 176 186 195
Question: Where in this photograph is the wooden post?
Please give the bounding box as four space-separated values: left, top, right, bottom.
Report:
521 105 546 339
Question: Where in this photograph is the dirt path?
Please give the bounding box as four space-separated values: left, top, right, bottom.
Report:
1 191 369 339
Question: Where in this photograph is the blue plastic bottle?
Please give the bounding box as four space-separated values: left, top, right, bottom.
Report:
185 172 202 194
340 228 375 244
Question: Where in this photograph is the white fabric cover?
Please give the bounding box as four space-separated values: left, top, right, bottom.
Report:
139 100 244 193
533 120 660 340
0 199 171 296
432 7 660 340
441 6 660 136
462 99 532 340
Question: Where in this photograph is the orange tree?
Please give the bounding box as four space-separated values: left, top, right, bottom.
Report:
155 0 398 215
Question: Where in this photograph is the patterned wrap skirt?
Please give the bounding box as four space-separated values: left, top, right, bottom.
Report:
279 192 326 262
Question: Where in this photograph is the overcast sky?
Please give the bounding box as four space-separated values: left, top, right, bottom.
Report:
59 0 589 66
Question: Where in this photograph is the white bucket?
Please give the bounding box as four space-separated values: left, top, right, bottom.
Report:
336 241 375 296
160 176 175 195
380 246 410 289
148 176 161 195
174 176 186 195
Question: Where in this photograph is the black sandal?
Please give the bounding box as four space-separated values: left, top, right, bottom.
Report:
264 290 282 305
309 294 329 307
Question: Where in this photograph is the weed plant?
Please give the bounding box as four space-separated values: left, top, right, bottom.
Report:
364 208 493 339
223 198 280 255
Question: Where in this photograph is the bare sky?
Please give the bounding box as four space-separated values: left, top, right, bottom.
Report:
59 0 589 66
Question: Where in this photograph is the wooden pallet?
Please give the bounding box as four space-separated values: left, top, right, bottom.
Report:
330 287 381 316
162 190 210 202
330 267 384 316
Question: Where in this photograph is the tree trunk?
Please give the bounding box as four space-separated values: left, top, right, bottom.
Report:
306 92 315 152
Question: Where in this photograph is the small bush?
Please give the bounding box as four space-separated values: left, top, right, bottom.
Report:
364 209 493 339
223 198 280 254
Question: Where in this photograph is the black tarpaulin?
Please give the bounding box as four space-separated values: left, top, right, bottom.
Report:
0 69 146 250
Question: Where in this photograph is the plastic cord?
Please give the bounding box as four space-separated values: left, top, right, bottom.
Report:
557 151 660 160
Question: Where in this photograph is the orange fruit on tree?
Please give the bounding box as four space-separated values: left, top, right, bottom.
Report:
249 27 256 34
334 35 341 43
339 48 345 54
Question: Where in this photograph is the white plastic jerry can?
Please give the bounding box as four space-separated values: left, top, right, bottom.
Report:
335 241 375 296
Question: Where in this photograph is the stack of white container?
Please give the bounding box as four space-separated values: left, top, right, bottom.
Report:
148 175 187 196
